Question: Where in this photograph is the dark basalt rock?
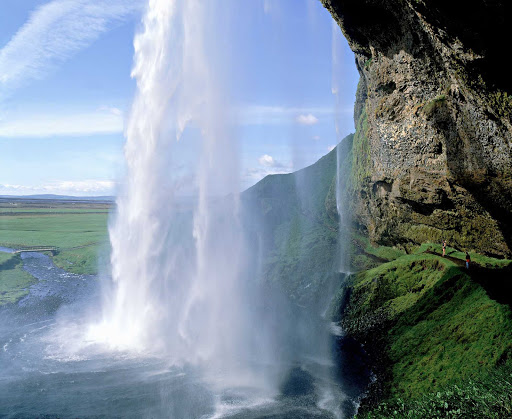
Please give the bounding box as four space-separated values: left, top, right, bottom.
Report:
322 0 512 256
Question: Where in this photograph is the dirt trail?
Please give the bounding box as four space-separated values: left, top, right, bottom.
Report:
425 249 512 308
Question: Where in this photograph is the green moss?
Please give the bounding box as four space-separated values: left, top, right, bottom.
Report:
354 233 406 263
346 253 456 323
389 272 512 398
422 94 447 118
488 89 512 119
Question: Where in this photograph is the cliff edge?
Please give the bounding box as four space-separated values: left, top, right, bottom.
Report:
322 0 512 257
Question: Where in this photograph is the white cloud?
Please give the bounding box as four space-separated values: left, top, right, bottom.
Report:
99 106 123 116
312 135 321 141
258 154 276 167
0 107 124 137
0 180 116 196
244 154 291 186
258 154 287 169
328 145 336 152
0 0 142 97
295 113 319 125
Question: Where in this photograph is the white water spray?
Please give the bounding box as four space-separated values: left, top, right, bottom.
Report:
90 0 249 372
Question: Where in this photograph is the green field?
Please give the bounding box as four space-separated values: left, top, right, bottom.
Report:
0 198 112 305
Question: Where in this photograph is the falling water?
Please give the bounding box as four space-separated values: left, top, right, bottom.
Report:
0 1 377 417
332 20 349 273
81 0 367 416
90 0 250 371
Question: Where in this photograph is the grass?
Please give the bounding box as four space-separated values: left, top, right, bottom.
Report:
0 212 108 249
0 199 111 275
417 242 512 268
0 253 37 305
53 243 110 275
360 365 512 418
341 244 512 414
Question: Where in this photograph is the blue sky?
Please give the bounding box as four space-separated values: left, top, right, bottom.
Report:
0 0 359 196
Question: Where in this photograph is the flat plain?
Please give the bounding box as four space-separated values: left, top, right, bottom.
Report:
0 197 112 305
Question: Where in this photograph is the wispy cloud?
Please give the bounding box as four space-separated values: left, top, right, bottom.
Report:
0 107 124 137
0 0 142 97
0 180 116 196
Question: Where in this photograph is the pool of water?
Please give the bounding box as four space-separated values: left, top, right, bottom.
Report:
0 253 371 418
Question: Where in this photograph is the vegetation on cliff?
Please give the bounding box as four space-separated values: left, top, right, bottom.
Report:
322 0 512 257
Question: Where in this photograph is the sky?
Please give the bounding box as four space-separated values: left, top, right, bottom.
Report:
0 0 359 196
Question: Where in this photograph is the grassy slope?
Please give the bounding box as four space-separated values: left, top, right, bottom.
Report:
241 135 353 306
340 243 512 417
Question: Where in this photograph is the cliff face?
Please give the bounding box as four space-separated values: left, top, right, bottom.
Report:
322 0 512 256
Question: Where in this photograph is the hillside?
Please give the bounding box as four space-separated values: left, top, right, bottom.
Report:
333 242 512 414
241 134 353 308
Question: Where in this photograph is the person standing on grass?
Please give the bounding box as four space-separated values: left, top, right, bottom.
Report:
465 252 471 269
442 240 447 257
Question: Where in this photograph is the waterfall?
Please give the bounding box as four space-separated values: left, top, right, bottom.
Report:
89 0 251 372
332 19 349 273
